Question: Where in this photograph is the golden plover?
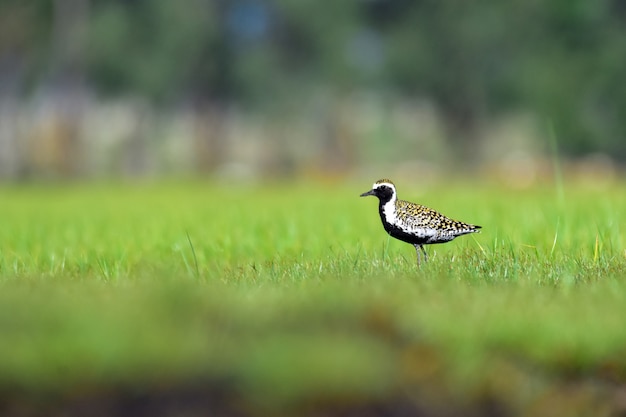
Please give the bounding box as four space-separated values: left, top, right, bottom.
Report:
360 179 481 265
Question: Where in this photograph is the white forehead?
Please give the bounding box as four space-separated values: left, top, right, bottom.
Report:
373 181 395 191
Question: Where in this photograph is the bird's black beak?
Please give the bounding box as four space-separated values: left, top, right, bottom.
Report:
360 189 375 197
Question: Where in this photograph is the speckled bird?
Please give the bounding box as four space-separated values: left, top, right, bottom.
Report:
360 179 481 265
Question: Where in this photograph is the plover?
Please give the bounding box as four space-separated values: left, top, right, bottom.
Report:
360 179 481 265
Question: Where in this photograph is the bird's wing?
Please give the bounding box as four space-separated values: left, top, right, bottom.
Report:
396 200 477 237
395 201 439 232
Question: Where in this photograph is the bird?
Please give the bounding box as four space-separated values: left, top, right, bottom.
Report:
360 179 481 265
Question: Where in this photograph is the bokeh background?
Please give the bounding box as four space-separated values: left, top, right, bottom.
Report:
0 0 625 182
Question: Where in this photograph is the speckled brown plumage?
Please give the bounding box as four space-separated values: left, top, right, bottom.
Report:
394 200 478 241
360 179 481 265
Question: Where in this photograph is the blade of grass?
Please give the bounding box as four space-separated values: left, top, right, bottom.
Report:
186 231 200 280
547 119 565 207
550 217 560 258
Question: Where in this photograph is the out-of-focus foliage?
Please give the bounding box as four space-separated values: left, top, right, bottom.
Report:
1 0 625 160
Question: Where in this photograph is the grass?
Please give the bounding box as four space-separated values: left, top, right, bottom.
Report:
0 179 625 416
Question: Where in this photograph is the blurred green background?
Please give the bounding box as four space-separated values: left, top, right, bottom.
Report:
2 3 626 416
0 0 625 181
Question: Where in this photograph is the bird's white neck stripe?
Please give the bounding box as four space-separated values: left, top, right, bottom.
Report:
382 196 397 224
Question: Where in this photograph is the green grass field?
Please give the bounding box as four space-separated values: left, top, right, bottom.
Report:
1 179 625 416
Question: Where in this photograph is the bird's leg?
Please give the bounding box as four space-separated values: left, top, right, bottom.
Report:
414 244 422 266
420 245 428 262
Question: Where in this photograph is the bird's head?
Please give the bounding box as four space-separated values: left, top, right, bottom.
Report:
360 179 396 203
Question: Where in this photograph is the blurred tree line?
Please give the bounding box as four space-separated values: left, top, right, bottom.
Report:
0 0 625 178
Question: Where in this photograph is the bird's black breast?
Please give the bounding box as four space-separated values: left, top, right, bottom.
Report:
386 223 430 245
378 203 429 245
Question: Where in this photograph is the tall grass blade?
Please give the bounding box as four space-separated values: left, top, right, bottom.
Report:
186 231 200 279
550 217 559 258
547 120 565 207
